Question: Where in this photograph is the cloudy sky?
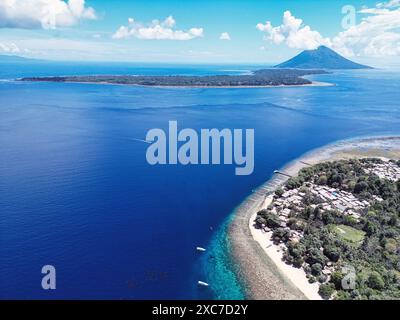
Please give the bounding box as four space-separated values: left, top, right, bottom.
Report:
0 0 399 65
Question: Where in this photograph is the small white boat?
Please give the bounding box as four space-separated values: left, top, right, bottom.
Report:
198 281 209 287
196 247 206 252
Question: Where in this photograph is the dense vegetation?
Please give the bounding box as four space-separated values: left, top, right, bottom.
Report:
21 69 328 87
256 159 400 300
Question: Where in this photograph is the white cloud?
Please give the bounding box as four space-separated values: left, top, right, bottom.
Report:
257 5 400 57
377 0 400 8
0 42 20 53
219 32 231 40
113 16 204 40
5 37 126 61
163 15 176 28
0 0 96 29
4 36 225 62
331 4 400 57
256 11 331 50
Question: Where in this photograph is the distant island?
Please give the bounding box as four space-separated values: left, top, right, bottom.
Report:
18 46 372 87
20 69 329 88
276 46 373 70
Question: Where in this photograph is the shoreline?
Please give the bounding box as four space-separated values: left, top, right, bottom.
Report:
137 81 334 89
18 79 334 89
228 136 400 300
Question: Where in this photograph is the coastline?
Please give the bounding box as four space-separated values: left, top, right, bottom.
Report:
136 81 334 89
228 136 400 300
19 79 334 89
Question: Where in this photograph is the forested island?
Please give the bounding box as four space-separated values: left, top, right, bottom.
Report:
20 69 329 87
255 158 400 300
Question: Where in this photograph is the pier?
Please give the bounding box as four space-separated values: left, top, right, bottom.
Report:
273 170 292 178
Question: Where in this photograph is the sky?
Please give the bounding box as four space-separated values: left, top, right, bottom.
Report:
0 0 399 65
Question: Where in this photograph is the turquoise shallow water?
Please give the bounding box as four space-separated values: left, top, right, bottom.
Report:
201 215 245 300
1 62 400 299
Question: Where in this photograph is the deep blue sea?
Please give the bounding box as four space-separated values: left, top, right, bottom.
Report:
1 61 400 299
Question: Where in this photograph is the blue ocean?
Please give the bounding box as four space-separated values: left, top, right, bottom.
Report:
1 61 400 299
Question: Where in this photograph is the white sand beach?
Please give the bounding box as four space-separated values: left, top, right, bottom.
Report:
249 195 322 300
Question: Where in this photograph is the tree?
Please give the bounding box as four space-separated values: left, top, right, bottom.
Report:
330 271 344 290
306 248 327 266
257 210 281 229
348 180 356 192
255 216 267 228
303 193 314 206
388 214 398 226
275 188 284 197
322 211 335 225
318 175 328 185
288 242 305 259
323 245 340 262
286 177 302 190
363 220 378 236
272 228 291 242
319 283 335 300
354 181 368 194
287 218 298 230
367 272 385 290
313 206 322 220
293 257 304 268
343 215 357 227
318 274 328 283
300 206 313 219
265 213 281 229
311 263 322 276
